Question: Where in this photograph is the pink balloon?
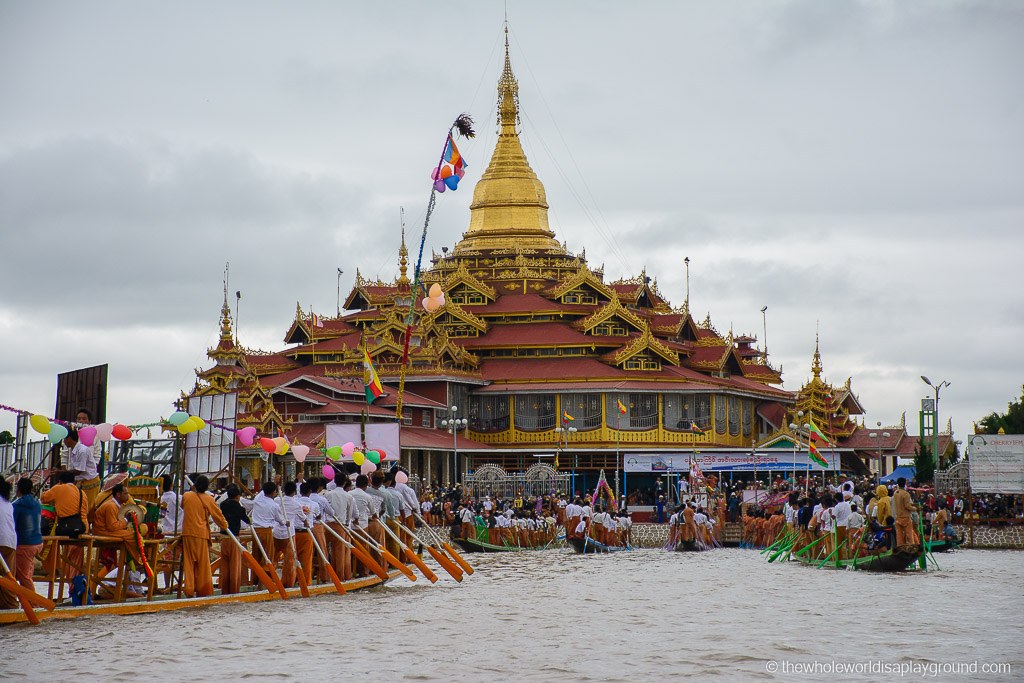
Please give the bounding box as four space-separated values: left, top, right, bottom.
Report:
430 166 441 181
395 470 409 485
322 464 335 480
94 423 114 442
237 426 257 447
342 441 355 458
292 444 310 463
78 425 97 447
360 461 377 475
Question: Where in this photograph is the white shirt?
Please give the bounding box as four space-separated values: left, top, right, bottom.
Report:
421 500 433 513
0 497 16 549
68 442 99 481
582 505 593 518
274 495 311 539
833 500 852 528
784 504 796 525
395 482 419 516
459 508 475 523
574 520 587 535
482 499 493 512
324 487 354 526
310 492 334 523
250 492 285 529
349 488 375 529
296 495 320 528
160 491 185 534
848 511 865 529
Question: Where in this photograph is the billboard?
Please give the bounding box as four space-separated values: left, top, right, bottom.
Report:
326 423 400 461
55 364 108 423
624 450 840 473
184 393 237 475
968 434 1024 494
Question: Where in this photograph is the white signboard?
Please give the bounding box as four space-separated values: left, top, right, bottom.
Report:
623 450 839 473
968 434 1024 494
326 423 400 461
185 393 236 475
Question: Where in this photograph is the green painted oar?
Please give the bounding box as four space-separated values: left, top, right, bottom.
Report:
768 537 796 562
760 530 793 555
816 539 846 569
794 534 825 558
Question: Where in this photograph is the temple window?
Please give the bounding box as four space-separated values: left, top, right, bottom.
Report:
715 395 727 435
728 396 741 436
469 395 509 432
514 394 556 431
606 393 657 430
559 393 602 430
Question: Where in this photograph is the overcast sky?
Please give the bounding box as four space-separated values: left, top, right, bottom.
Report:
1 1 1021 442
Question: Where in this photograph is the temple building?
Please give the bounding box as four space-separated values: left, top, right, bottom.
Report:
190 33 917 495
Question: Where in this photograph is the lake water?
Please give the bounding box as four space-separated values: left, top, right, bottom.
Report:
4 548 1022 681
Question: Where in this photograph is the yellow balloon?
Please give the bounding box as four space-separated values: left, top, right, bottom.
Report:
428 283 443 298
30 414 51 434
273 436 289 456
190 416 207 431
178 420 198 435
352 451 365 466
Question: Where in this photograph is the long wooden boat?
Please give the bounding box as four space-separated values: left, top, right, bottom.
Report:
568 536 628 554
453 537 534 553
673 538 711 552
0 570 399 626
924 536 962 553
791 545 922 572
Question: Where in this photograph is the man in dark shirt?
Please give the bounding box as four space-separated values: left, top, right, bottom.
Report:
219 485 249 594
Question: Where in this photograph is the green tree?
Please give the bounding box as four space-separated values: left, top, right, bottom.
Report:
914 442 935 483
978 384 1024 434
0 430 13 445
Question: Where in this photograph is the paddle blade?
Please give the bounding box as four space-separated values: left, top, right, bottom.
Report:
442 542 474 575
427 545 463 582
265 562 290 600
349 542 389 581
324 564 347 595
0 574 56 611
404 547 438 583
242 552 277 596
296 562 311 598
382 550 417 582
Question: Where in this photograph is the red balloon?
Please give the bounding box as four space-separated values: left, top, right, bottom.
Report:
376 449 387 461
260 437 277 453
111 424 132 440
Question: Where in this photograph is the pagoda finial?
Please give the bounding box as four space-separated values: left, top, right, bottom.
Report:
900 411 907 429
498 23 520 134
397 212 410 288
811 329 823 379
219 263 233 341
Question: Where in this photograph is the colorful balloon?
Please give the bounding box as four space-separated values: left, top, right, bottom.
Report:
112 424 132 440
190 416 207 431
78 425 97 447
444 174 459 190
323 446 340 461
292 444 309 463
423 297 440 312
168 411 190 427
352 451 365 466
178 419 198 435
260 437 277 453
273 437 289 455
428 283 442 298
30 414 51 434
376 449 387 461
360 461 377 475
95 423 114 442
342 441 355 458
433 178 447 193
366 450 381 465
439 165 453 179
395 470 409 485
322 464 336 480
47 423 68 445
435 293 445 307
237 426 257 447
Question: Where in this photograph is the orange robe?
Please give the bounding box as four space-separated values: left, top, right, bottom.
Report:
40 483 90 578
180 491 228 597
93 497 148 565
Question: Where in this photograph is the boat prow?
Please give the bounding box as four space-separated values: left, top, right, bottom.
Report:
568 536 628 554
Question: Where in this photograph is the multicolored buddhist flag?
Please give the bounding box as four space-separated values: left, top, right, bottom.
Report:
690 421 705 435
562 411 574 422
617 399 628 415
363 348 384 404
808 441 829 468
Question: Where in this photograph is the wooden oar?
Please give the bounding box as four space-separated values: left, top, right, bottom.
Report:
380 519 438 583
414 511 474 575
278 494 310 598
224 529 278 597
320 515 389 581
350 524 417 582
407 512 464 581
307 525 346 595
248 525 289 600
0 551 46 625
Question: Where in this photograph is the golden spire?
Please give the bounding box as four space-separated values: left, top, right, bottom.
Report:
811 331 823 379
219 264 233 342
397 223 410 289
455 25 563 255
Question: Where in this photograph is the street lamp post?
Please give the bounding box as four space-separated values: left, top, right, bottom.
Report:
921 376 950 469
441 406 468 485
869 421 891 480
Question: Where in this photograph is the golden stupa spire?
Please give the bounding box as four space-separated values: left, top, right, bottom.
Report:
811 330 823 379
219 263 233 342
454 24 563 255
397 221 410 289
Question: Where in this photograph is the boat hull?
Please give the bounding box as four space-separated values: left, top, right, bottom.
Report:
568 536 627 554
0 571 395 626
792 545 921 572
454 537 526 553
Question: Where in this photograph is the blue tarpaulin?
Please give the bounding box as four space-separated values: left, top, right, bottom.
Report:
880 465 917 484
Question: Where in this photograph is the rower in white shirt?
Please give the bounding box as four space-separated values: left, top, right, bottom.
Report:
250 482 287 581
275 481 312 587
348 475 380 576
394 473 420 546
323 474 355 580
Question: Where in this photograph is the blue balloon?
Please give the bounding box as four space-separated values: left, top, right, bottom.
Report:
168 411 190 427
444 174 460 190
